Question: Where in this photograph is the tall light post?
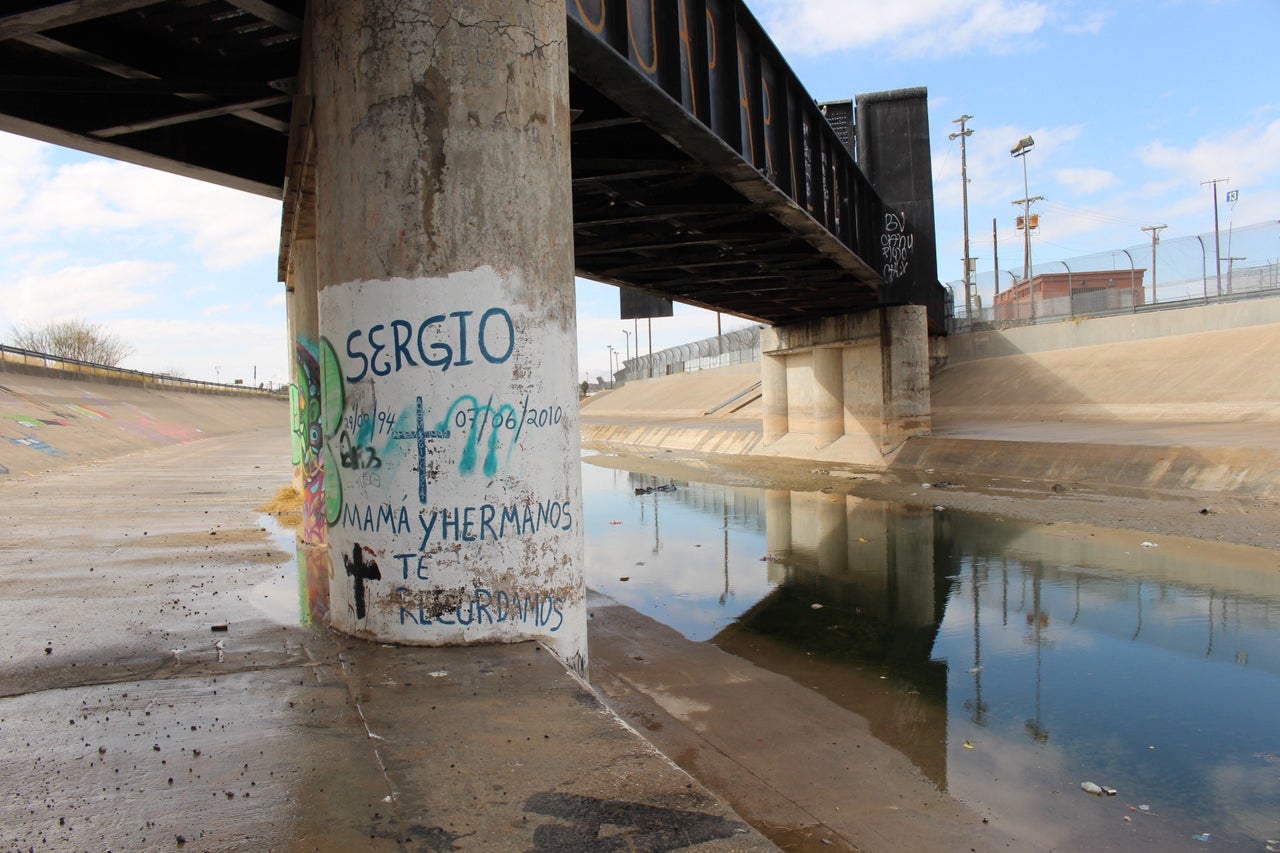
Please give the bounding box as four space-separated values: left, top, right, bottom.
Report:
606 345 615 389
1010 135 1038 285
949 114 974 317
621 328 630 380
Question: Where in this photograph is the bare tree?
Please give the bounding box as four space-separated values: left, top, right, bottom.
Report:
8 319 134 366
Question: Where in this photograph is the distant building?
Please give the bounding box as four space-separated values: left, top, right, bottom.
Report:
994 269 1146 321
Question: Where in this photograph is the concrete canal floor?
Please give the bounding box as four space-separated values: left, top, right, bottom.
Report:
0 432 780 853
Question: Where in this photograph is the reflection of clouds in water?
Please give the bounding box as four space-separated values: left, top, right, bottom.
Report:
583 460 779 641
583 456 1280 848
1209 757 1280 840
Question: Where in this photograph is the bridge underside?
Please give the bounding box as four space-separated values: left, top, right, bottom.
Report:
568 74 882 324
0 0 905 327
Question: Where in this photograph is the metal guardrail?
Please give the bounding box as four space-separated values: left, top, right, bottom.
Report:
0 344 278 395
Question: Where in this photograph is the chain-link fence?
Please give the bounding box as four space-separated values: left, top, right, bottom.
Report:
619 325 763 383
947 220 1280 331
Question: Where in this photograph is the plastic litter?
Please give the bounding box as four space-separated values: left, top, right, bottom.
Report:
1192 833 1211 842
1141 541 1158 549
1080 781 1104 796
810 603 823 610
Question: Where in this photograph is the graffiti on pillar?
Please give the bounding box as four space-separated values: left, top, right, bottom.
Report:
289 383 303 466
881 210 915 284
389 395 450 504
296 335 349 538
318 270 584 655
295 339 327 543
338 430 383 470
434 394 521 479
318 336 346 525
342 542 381 620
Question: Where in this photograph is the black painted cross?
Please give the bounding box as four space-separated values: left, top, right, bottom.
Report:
342 543 381 620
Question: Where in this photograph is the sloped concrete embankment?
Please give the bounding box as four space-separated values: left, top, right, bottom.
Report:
581 312 1280 499
0 366 287 479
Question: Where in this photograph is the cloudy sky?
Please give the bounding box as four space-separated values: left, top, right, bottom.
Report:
1 0 1276 384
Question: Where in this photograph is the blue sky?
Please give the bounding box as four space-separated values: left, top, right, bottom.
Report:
1 0 1276 384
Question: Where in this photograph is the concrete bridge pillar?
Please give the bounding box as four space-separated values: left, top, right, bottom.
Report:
288 238 320 525
759 306 931 459
306 0 585 669
812 346 844 448
286 237 331 624
761 351 789 444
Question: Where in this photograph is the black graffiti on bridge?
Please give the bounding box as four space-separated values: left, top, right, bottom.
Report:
522 792 748 852
343 542 382 620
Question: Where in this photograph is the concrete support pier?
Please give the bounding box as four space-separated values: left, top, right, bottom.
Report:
303 0 586 668
286 237 332 624
759 305 931 461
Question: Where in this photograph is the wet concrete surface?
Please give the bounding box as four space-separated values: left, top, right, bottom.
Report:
0 433 774 852
587 593 1028 853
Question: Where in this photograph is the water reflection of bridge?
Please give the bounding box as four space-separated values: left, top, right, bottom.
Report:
625 470 1280 792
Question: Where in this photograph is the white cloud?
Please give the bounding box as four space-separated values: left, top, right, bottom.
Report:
0 260 174 329
1052 167 1117 194
115 315 288 386
0 132 280 271
0 134 51 220
1139 117 1280 190
751 0 1052 59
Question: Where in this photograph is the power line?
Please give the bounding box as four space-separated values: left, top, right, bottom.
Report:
1038 199 1148 229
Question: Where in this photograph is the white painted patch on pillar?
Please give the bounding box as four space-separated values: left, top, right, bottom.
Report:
319 267 585 667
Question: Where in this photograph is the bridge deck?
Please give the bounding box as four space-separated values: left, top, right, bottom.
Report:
0 0 913 325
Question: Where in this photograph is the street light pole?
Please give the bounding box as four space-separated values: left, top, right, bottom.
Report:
606 345 615 389
949 114 974 317
1010 135 1036 285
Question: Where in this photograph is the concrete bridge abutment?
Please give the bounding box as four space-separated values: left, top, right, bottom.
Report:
282 0 586 670
760 305 931 460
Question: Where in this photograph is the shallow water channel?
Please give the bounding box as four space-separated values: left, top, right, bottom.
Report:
581 454 1280 851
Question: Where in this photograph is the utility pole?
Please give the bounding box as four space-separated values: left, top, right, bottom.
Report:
992 217 999 295
1141 224 1167 304
949 114 974 317
1012 197 1043 277
1201 177 1229 296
